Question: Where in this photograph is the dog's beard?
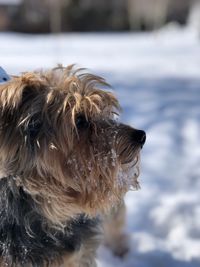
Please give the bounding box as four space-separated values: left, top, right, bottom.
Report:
113 136 141 192
117 154 140 191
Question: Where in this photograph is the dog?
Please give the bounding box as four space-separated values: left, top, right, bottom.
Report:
0 65 146 267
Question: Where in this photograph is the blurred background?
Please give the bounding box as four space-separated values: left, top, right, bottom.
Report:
0 0 200 33
0 1 200 267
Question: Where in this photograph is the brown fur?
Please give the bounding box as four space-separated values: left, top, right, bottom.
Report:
0 65 145 266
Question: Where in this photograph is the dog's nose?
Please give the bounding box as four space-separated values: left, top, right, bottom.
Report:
132 129 146 148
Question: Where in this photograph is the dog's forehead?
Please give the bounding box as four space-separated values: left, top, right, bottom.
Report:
39 70 121 117
0 67 120 123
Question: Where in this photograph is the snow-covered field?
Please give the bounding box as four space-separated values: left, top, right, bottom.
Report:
0 25 200 267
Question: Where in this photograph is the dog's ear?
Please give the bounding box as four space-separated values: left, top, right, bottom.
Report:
0 73 45 112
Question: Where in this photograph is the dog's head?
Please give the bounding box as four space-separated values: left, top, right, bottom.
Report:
0 66 145 225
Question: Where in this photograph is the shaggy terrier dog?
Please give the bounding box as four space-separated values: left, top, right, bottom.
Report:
0 66 146 267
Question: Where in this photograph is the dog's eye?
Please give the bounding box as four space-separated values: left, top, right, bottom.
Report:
76 115 89 130
27 119 42 139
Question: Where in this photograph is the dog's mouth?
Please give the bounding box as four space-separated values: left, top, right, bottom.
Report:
119 143 141 165
122 155 139 168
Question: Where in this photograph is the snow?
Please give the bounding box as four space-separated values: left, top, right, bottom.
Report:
0 25 200 266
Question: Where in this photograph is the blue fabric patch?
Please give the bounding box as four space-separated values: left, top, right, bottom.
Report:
0 67 11 84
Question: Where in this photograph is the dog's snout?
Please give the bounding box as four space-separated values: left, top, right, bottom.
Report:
132 129 146 148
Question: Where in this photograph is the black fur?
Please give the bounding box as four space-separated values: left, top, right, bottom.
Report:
0 177 99 266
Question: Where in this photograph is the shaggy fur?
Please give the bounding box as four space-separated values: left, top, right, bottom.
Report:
0 65 146 267
0 176 100 266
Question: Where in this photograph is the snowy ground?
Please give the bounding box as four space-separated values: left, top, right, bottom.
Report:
0 25 200 267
